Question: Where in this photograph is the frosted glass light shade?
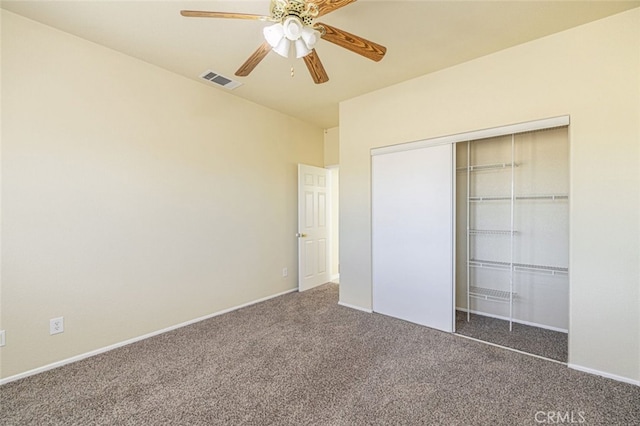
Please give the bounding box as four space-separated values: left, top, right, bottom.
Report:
263 23 285 47
272 37 291 58
301 27 320 48
295 39 311 58
282 17 303 40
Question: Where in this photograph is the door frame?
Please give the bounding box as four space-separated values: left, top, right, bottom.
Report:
326 165 339 283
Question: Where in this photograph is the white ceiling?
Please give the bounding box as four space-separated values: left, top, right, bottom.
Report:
2 0 638 129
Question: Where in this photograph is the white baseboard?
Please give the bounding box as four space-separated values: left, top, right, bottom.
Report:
568 363 640 386
0 287 297 386
330 274 340 283
456 307 568 333
338 301 372 313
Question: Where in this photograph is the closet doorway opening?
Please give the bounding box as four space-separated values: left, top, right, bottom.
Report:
454 126 569 362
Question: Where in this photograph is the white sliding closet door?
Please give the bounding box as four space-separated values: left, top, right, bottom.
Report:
372 144 454 332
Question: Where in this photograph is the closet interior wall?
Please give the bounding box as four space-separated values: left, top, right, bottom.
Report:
455 127 569 331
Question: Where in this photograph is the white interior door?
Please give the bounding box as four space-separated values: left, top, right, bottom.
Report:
372 144 455 332
298 164 330 291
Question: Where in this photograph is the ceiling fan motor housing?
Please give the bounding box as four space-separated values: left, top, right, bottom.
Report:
272 0 317 25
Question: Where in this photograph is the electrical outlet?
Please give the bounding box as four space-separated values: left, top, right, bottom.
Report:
0 330 5 347
282 267 288 277
50 317 64 335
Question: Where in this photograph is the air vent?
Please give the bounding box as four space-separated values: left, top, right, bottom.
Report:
199 70 242 90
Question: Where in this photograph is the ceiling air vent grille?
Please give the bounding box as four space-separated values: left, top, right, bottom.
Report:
199 70 242 90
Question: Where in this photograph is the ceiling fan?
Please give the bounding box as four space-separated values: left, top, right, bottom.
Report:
180 0 387 84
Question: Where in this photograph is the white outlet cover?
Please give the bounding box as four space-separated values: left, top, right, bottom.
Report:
50 317 64 335
0 330 5 347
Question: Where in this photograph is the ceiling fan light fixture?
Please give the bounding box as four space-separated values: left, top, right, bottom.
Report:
264 15 315 59
263 23 285 47
272 37 291 58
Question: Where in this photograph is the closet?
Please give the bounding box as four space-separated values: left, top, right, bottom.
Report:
456 126 569 336
372 117 569 361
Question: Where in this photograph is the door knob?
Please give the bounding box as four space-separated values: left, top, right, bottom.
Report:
296 233 307 238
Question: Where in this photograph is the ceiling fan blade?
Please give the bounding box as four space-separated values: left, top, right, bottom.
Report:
316 22 386 62
180 10 272 21
235 42 272 77
303 49 329 84
314 0 358 17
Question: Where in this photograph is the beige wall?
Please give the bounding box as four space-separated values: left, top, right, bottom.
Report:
329 168 339 280
0 11 323 379
340 8 640 382
324 127 339 167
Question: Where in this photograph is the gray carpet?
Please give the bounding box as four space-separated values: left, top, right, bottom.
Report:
1 283 638 425
455 311 568 362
